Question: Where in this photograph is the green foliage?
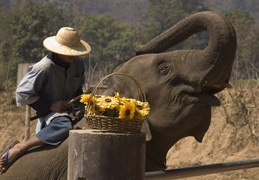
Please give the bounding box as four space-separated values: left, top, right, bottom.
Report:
0 0 258 91
0 0 71 90
77 14 137 72
225 11 259 80
8 1 72 63
0 1 140 89
142 0 208 43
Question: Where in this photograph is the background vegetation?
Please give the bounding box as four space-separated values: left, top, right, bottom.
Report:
0 0 258 91
0 1 258 178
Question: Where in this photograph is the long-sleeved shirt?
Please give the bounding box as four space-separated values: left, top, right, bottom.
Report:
16 52 85 131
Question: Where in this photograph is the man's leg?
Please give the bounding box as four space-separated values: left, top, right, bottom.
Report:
36 116 72 145
0 116 72 171
0 136 45 172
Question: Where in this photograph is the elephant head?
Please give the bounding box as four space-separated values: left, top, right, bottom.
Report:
104 11 237 171
0 11 236 180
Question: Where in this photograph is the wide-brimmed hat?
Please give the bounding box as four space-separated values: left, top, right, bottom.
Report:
43 27 91 56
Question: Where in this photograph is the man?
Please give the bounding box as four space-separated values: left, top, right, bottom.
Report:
0 27 91 172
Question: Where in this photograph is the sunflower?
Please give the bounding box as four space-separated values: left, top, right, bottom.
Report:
81 91 150 119
135 101 150 117
117 96 136 110
120 97 136 104
118 102 135 119
95 96 119 109
114 92 120 99
133 112 144 120
80 94 92 104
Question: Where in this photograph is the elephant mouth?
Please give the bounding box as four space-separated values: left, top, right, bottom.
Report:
195 93 220 106
176 84 221 106
170 88 220 107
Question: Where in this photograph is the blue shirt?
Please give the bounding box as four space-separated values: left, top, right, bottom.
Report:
16 52 85 128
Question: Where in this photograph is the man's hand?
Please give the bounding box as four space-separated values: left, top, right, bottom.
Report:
50 101 69 112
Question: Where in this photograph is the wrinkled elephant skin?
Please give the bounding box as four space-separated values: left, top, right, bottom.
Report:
0 11 236 179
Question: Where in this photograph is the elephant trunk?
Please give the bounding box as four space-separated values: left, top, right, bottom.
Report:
199 13 237 93
136 11 237 94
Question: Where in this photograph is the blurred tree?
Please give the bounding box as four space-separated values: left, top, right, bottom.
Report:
0 42 12 91
0 0 72 90
9 1 72 63
142 0 208 49
226 11 259 80
77 13 137 80
0 0 16 10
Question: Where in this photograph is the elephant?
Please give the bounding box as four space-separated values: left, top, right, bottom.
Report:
0 11 236 179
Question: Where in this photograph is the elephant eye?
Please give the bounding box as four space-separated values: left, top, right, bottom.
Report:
158 64 171 75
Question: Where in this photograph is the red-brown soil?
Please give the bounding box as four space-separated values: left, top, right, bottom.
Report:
0 84 258 179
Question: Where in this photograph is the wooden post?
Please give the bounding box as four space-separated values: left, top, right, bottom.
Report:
17 63 34 141
24 105 31 141
68 129 146 180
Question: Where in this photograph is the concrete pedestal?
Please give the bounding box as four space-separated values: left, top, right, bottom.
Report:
68 129 146 180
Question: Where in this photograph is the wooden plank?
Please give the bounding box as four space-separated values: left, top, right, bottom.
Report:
17 63 34 141
17 63 33 86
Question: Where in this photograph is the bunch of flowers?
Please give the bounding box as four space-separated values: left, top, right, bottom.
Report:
80 92 150 120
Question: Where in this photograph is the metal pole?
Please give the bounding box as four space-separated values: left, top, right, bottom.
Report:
145 158 259 179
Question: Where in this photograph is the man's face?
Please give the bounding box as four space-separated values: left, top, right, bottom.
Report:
57 54 77 63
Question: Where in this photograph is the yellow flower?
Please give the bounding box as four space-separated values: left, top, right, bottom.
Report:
119 102 135 119
80 94 92 104
118 96 136 110
96 96 119 109
82 91 150 119
120 97 136 104
114 92 120 99
135 101 150 117
133 113 144 120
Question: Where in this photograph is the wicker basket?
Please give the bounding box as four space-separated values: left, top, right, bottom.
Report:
85 73 146 133
86 115 143 132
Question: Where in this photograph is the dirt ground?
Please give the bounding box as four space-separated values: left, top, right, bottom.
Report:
166 84 259 179
0 84 258 179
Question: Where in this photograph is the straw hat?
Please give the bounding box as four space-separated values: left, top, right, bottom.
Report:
43 27 91 56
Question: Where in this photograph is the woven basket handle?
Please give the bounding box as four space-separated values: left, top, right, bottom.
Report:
86 72 146 115
86 72 152 141
93 72 146 101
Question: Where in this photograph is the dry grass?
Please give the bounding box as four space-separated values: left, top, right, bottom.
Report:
0 82 258 179
167 82 259 179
